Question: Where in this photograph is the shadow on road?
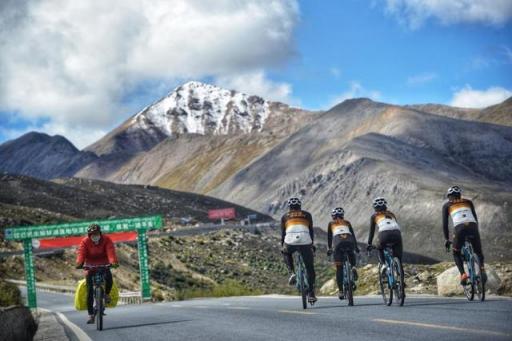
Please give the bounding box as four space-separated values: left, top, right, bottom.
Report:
403 300 471 307
310 302 383 310
104 319 193 331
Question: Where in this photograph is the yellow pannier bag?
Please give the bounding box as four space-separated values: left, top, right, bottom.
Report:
74 279 120 311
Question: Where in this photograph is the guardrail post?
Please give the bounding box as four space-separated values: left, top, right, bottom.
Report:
136 229 151 301
23 239 37 309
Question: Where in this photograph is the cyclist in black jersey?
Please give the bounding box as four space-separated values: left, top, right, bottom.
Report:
281 197 317 303
327 207 360 300
442 185 486 285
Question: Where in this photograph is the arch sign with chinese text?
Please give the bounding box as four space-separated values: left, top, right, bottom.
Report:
5 215 163 309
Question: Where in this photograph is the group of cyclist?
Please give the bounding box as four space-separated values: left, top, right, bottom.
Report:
280 185 486 303
75 184 486 322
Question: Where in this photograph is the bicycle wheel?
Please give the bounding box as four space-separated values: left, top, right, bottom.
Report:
472 254 485 302
462 257 475 301
392 258 405 306
300 268 307 309
378 264 392 306
345 259 354 306
96 287 104 331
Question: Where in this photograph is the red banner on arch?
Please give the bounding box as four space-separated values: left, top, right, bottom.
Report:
33 231 137 249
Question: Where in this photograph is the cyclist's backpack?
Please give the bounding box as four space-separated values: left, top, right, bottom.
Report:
74 279 120 311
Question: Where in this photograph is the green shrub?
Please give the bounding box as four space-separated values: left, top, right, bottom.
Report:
0 280 22 307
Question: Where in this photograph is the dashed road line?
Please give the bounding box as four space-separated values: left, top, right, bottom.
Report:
373 318 511 337
278 310 318 315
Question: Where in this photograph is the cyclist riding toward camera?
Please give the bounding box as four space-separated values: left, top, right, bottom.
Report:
442 185 486 285
367 197 403 279
76 224 119 324
281 197 317 303
327 207 359 300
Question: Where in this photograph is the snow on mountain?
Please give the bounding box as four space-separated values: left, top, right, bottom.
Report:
130 81 270 136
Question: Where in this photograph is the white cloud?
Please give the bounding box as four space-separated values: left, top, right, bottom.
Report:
502 46 512 63
328 81 382 108
0 0 299 148
214 71 293 104
385 0 512 29
407 72 437 86
330 67 342 79
450 85 512 108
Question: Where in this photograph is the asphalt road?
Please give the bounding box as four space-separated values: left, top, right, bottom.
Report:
34 290 512 341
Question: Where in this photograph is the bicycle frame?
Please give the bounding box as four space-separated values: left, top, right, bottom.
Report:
383 248 395 288
293 252 309 292
83 264 110 330
462 241 475 282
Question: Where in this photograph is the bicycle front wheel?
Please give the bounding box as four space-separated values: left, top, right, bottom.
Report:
472 255 485 302
392 258 405 306
345 260 354 306
463 258 475 301
96 287 104 331
378 264 392 306
299 269 307 309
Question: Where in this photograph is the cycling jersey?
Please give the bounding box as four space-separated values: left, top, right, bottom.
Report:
368 210 400 244
281 209 314 246
442 198 478 240
327 218 357 250
76 235 118 267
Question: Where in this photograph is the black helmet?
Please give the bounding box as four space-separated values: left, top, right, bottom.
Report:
447 185 462 198
288 197 302 209
331 207 344 218
87 223 101 235
372 197 387 210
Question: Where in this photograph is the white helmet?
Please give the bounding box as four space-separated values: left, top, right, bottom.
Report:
287 197 302 208
372 197 387 209
447 185 462 198
331 207 344 218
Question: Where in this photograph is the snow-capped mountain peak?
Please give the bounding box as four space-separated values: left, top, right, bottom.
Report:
131 81 270 136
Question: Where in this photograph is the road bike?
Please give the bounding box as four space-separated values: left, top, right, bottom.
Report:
292 251 314 309
332 246 355 306
369 245 405 306
83 264 112 330
460 237 485 302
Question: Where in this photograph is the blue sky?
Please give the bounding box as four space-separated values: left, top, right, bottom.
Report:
0 0 511 148
275 0 512 109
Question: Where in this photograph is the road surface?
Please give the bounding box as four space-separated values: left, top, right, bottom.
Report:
34 290 512 341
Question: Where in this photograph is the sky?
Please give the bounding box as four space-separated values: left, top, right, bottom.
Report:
0 0 511 149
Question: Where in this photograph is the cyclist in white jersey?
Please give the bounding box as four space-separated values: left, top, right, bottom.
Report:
442 186 486 285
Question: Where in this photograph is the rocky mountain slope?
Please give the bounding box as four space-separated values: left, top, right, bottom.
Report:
85 81 315 157
212 99 512 261
75 102 315 189
71 82 316 186
0 132 97 179
0 174 270 225
408 97 512 126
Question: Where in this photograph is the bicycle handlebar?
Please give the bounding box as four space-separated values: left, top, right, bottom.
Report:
82 264 112 270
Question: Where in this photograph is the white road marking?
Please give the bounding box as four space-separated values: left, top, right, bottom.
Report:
373 318 511 337
39 308 92 341
278 310 317 315
227 306 251 310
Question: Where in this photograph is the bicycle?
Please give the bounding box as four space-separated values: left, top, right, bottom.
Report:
330 246 355 306
83 264 112 331
292 251 314 309
368 245 405 306
460 238 485 302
